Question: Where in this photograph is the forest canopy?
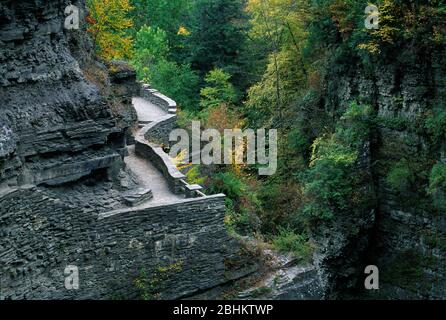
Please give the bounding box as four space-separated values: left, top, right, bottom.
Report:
85 0 446 259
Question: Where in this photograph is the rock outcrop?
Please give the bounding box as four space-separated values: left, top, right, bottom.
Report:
314 45 446 299
0 0 248 300
0 0 126 187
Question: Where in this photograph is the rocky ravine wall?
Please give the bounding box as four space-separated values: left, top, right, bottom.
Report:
0 0 245 300
316 47 446 299
0 0 126 187
0 186 234 299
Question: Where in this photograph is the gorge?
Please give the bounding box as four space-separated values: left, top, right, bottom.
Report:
0 0 445 300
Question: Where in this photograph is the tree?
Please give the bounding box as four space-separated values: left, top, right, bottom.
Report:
132 24 199 110
200 69 237 110
87 0 134 61
145 60 200 110
186 0 248 76
130 0 191 62
130 0 190 40
245 0 310 123
133 26 169 72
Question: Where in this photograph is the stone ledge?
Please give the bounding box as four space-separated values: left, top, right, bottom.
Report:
140 114 177 146
135 136 186 194
98 193 226 219
139 83 177 114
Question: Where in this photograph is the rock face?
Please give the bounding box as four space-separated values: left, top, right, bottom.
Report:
0 0 248 300
314 47 446 299
0 0 126 187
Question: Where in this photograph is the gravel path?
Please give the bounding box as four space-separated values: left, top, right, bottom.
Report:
124 97 183 206
132 97 166 123
125 145 182 205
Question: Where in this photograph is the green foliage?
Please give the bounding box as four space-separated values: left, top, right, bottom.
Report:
422 230 446 251
131 14 200 111
186 166 206 185
209 172 246 200
244 49 308 128
200 69 237 110
337 102 374 145
272 227 313 263
186 0 248 75
133 26 169 69
134 261 183 300
300 139 356 220
287 129 310 155
121 1 444 249
87 0 134 61
300 102 373 221
224 198 251 234
377 115 411 131
130 0 190 49
425 105 446 142
428 162 446 210
386 160 414 193
381 250 437 292
142 59 200 110
359 0 446 54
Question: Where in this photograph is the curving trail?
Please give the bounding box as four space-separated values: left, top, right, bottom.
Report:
132 97 166 123
124 97 183 205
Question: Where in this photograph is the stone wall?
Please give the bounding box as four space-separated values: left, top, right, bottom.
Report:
0 186 240 300
316 46 446 299
135 136 187 195
0 0 126 188
136 83 206 198
0 0 247 300
140 84 177 114
141 114 177 147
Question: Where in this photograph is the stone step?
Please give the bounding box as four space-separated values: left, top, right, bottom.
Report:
122 188 153 207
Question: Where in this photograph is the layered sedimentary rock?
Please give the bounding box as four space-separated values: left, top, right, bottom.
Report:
0 0 126 187
0 0 245 300
315 47 446 299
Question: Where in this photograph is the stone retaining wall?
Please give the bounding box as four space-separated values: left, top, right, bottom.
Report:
140 84 177 114
135 135 186 195
0 186 238 300
141 114 177 147
136 84 206 198
0 0 244 301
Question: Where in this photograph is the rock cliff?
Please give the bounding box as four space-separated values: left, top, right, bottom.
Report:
0 0 245 300
314 45 446 299
0 0 127 187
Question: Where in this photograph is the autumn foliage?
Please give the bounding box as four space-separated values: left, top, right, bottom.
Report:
87 0 134 61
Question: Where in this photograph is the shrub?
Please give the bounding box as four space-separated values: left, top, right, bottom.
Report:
428 162 446 210
209 172 246 199
386 160 414 192
272 227 313 263
287 129 310 155
143 59 200 110
186 165 206 185
224 198 250 234
200 69 237 110
337 101 373 145
132 24 200 110
425 105 446 142
133 26 169 69
300 102 374 221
